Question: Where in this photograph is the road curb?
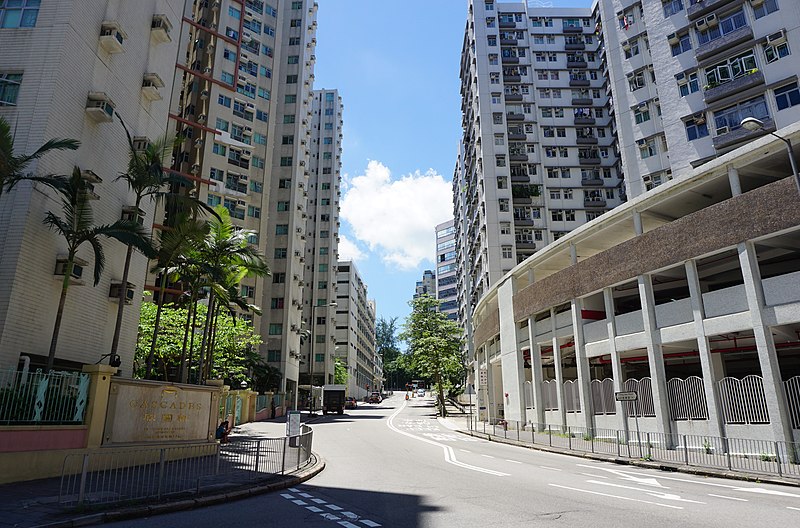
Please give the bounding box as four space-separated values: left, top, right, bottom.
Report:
32 453 326 528
458 429 800 488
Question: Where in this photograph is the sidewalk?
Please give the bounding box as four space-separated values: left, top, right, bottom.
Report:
0 417 324 528
438 413 800 488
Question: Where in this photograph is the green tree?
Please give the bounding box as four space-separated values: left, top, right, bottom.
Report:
334 357 348 384
377 317 407 389
43 167 153 372
400 294 465 416
0 115 79 198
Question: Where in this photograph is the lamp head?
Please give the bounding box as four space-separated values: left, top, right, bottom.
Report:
740 117 765 131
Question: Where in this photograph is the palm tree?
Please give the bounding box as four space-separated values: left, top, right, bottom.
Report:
43 167 154 372
0 116 79 197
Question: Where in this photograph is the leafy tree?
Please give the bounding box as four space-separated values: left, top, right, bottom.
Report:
44 167 153 372
0 115 79 198
377 317 409 389
334 357 348 385
400 295 465 416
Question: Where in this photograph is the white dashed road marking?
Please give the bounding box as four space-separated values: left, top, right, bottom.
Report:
505 459 522 464
708 494 748 502
549 483 683 510
292 499 307 506
360 520 382 527
282 491 382 526
539 466 562 471
306 506 323 512
326 504 343 511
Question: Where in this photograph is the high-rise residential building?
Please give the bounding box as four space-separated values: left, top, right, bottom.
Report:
435 220 458 320
454 0 624 329
299 88 343 388
164 0 318 402
335 261 378 400
414 270 436 299
0 0 183 374
595 0 800 198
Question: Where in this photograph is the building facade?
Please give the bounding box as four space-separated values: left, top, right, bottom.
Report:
335 261 378 399
471 123 800 447
435 220 458 320
414 269 436 299
299 88 343 388
0 0 183 374
596 0 800 198
455 0 625 338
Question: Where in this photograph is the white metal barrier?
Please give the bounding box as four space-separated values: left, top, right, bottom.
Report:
542 379 558 411
623 377 656 417
591 378 616 415
786 376 800 430
563 379 581 413
667 376 709 421
717 375 770 424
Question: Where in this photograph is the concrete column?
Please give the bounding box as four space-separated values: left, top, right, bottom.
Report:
551 309 567 427
81 364 118 448
737 242 793 443
528 316 545 426
632 210 643 236
728 165 742 197
685 260 725 438
603 288 627 432
498 278 526 423
638 274 673 435
486 344 495 423
571 298 594 430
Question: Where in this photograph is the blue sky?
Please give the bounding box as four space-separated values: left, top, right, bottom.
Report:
313 0 591 329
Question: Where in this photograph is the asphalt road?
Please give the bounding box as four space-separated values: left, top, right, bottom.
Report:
106 393 800 527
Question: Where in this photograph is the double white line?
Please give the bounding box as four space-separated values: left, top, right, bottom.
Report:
386 400 508 477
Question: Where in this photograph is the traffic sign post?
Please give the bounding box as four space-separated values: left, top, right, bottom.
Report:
616 391 642 457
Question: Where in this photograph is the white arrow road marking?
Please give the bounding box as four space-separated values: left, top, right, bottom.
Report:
787 507 800 511
586 480 705 504
387 401 509 477
708 494 748 502
577 464 667 488
549 483 683 510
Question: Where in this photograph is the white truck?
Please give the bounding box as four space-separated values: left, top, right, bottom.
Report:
322 384 346 415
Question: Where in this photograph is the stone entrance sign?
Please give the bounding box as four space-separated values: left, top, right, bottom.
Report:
103 379 220 445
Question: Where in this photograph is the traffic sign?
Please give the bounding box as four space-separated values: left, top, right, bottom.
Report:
615 391 638 402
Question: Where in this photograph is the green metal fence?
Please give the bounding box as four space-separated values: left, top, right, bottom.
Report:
0 368 90 425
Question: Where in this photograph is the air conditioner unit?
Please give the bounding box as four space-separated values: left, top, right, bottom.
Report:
238 174 248 181
675 71 686 82
296 227 303 234
667 32 680 45
121 206 145 224
243 32 253 40
695 19 708 30
240 53 249 61
109 282 136 305
299 160 305 166
236 199 247 207
244 125 253 132
191 163 200 174
200 89 210 99
622 41 631 51
705 14 718 27
766 29 787 46
54 257 87 282
715 126 729 137
636 138 647 146
197 114 207 124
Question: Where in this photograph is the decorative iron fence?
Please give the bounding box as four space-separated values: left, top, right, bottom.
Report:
623 377 656 417
468 417 800 480
591 378 615 415
542 379 558 411
667 376 709 421
563 380 581 413
523 381 534 409
59 425 314 508
717 375 770 424
0 368 89 425
785 376 800 430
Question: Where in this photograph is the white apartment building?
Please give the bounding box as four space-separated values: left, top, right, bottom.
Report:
414 269 436 299
165 0 318 401
299 88 343 387
435 220 458 320
455 0 625 337
0 0 183 374
596 0 800 198
335 261 378 399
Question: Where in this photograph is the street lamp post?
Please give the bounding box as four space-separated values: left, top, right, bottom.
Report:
309 301 337 414
740 117 800 194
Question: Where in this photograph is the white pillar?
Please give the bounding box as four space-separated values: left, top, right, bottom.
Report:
728 165 742 197
638 274 672 435
632 210 643 236
551 309 567 427
498 278 526 423
737 242 793 443
604 288 628 432
685 260 725 438
571 298 594 430
528 317 545 427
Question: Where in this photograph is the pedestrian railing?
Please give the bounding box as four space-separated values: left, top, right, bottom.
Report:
0 368 90 425
468 417 800 480
59 425 314 508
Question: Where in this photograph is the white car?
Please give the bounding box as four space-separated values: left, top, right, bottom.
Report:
417 389 425 397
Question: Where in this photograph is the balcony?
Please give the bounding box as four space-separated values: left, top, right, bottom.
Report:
563 26 583 34
687 0 738 21
704 69 764 104
507 131 526 140
511 174 530 183
584 197 607 207
713 117 776 150
565 42 586 51
509 153 529 162
567 60 588 69
576 136 598 145
571 97 593 106
500 37 518 46
505 93 523 102
695 25 754 61
503 74 521 83
506 112 525 121
569 78 590 87
574 116 595 125
581 177 603 186
502 55 519 64
579 156 602 165
499 20 517 28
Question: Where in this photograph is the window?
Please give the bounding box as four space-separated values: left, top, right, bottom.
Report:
277 201 290 211
501 246 513 259
678 72 700 97
247 232 259 244
628 72 645 91
1 0 39 27
286 75 298 84
671 32 692 56
0 72 22 106
685 118 709 141
634 106 650 124
775 83 800 111
319 264 328 272
218 94 231 107
499 199 510 212
220 71 235 84
765 41 790 63
487 36 496 46
207 194 221 207
274 248 287 259
210 167 224 181
212 143 226 156
500 222 511 235
320 230 330 238
257 87 270 100
268 324 282 335
639 138 657 159
247 205 261 218
256 109 268 122
320 247 329 255
280 156 293 166
753 0 779 19
320 198 331 205
287 55 299 64
323 137 333 145
551 210 563 221
285 94 297 104
215 118 229 132
272 273 285 284
228 6 241 19
282 135 294 145
241 285 254 298
288 37 300 45
322 152 332 160
254 132 267 145
663 0 683 17
705 51 757 89
697 9 746 46
267 350 281 362
290 18 301 27
250 180 263 193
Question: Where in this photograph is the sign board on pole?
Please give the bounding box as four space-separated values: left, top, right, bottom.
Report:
286 410 301 437
615 391 638 402
479 369 488 387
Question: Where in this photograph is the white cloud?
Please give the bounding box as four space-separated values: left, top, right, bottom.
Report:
337 234 366 262
340 160 453 270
